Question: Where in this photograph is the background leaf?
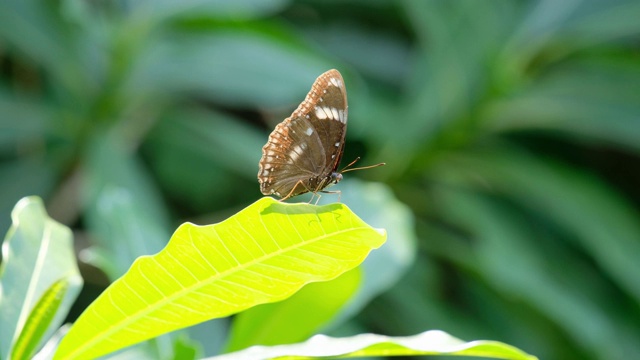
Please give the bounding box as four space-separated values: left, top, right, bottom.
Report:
12 279 71 360
82 130 171 280
211 330 537 360
0 197 82 360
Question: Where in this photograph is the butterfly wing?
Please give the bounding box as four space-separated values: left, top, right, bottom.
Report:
258 69 348 199
258 115 326 198
258 70 347 197
296 70 348 175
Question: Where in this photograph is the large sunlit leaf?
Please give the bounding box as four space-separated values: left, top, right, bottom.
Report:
210 330 538 360
54 197 386 360
0 197 82 360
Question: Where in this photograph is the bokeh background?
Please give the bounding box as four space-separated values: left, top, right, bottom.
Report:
2 0 640 359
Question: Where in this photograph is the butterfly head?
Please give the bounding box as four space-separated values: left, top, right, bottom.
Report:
330 172 343 185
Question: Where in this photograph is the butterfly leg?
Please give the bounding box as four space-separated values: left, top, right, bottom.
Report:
279 180 312 202
310 178 332 205
319 190 342 203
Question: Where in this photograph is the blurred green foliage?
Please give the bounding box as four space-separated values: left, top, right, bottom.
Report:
1 0 640 359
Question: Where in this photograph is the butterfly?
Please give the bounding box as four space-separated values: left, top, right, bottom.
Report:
257 69 384 202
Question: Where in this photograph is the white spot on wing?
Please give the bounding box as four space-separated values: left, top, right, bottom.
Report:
315 106 328 120
331 108 340 122
315 106 341 121
289 151 300 162
329 77 342 88
289 144 304 162
338 109 346 123
305 127 314 136
335 142 340 147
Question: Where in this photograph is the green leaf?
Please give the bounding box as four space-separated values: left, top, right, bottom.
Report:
11 279 70 360
0 160 55 235
447 148 640 303
211 330 538 360
0 197 83 360
0 92 50 150
0 0 79 88
82 131 171 279
172 335 200 360
144 108 262 210
323 180 416 326
485 59 640 152
130 32 334 108
147 108 265 181
186 319 229 357
560 2 640 47
133 0 291 21
433 187 640 358
54 197 386 360
226 181 416 351
226 267 361 352
397 0 511 152
307 21 411 86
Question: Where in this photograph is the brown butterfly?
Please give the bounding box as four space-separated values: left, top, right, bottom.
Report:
258 69 384 202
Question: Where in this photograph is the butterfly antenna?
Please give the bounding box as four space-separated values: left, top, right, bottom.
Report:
340 157 386 173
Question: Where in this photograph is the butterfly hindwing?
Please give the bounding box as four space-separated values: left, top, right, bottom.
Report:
258 116 326 197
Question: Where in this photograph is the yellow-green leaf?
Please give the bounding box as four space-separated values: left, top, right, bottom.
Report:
54 197 386 360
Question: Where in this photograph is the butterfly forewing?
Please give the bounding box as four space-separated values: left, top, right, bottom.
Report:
292 70 348 174
258 69 348 199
